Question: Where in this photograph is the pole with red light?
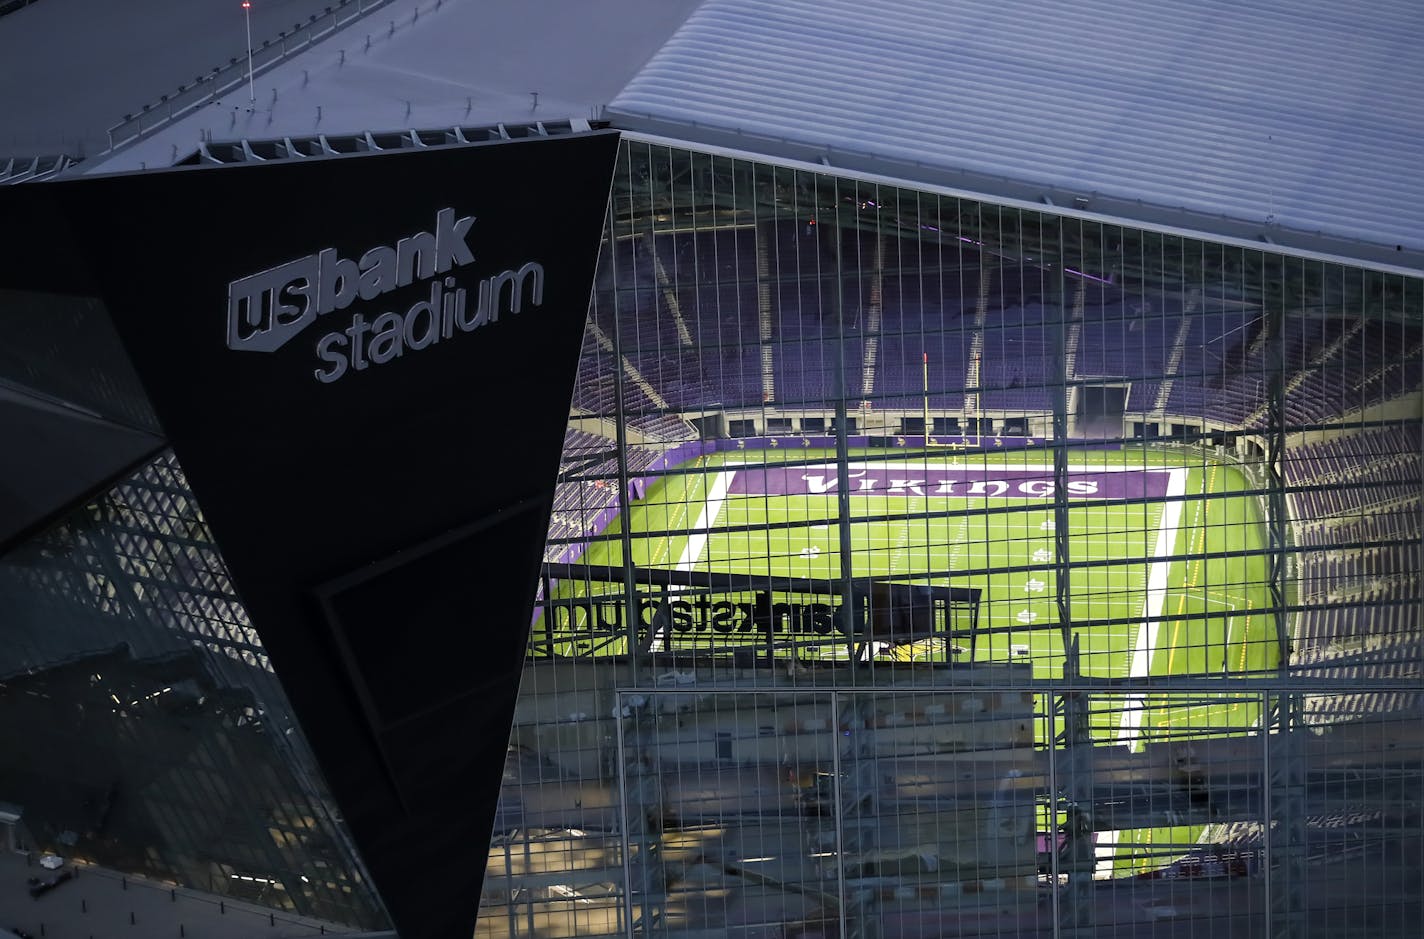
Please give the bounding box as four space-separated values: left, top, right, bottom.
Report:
242 1 255 103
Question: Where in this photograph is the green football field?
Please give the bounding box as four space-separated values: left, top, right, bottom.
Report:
540 443 1278 875
546 445 1275 678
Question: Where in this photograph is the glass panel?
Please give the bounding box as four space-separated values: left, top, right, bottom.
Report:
0 452 389 930
484 138 1424 938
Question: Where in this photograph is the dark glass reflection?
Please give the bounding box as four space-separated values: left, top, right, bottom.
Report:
0 453 388 930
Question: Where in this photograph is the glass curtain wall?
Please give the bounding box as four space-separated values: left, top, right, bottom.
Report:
482 138 1423 939
0 452 390 931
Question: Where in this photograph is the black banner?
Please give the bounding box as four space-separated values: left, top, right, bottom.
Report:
7 132 619 939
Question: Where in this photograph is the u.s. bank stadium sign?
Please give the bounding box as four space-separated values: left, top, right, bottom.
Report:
224 207 541 382
539 564 982 646
550 592 852 637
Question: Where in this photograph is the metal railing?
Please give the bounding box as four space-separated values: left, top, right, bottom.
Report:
0 153 75 183
104 0 404 152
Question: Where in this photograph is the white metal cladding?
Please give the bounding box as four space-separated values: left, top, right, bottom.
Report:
608 0 1424 252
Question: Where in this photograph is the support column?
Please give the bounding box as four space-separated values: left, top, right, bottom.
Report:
607 210 645 682
1263 268 1304 939
834 692 880 939
616 694 665 937
831 190 859 671
1052 231 1074 655
1055 643 1095 934
1052 225 1092 935
1266 692 1305 939
1265 286 1291 667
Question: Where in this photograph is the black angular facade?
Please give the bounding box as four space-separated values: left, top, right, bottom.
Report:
0 131 622 939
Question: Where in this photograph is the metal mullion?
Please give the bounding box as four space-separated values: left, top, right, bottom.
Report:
1053 215 1073 660
815 173 858 670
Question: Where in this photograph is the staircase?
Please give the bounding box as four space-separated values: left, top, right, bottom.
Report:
1155 289 1200 412
647 238 694 347
586 320 671 412
963 265 993 421
860 235 886 403
757 223 775 402
1243 317 1365 425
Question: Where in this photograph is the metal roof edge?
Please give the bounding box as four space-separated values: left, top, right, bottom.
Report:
71 124 618 181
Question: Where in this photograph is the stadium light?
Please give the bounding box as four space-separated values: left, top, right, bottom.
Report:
242 1 255 104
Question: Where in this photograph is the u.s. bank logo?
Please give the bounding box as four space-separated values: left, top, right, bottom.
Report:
225 208 544 383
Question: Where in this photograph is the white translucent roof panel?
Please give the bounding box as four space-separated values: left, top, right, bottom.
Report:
609 0 1424 252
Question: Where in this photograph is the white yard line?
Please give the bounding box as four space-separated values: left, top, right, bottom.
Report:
677 469 735 571
1094 829 1123 878
1096 466 1189 878
1124 467 1190 719
650 469 736 651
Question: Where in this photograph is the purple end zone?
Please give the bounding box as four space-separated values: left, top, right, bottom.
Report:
726 465 1172 500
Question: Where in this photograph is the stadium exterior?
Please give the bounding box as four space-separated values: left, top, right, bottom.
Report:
2 3 1422 939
